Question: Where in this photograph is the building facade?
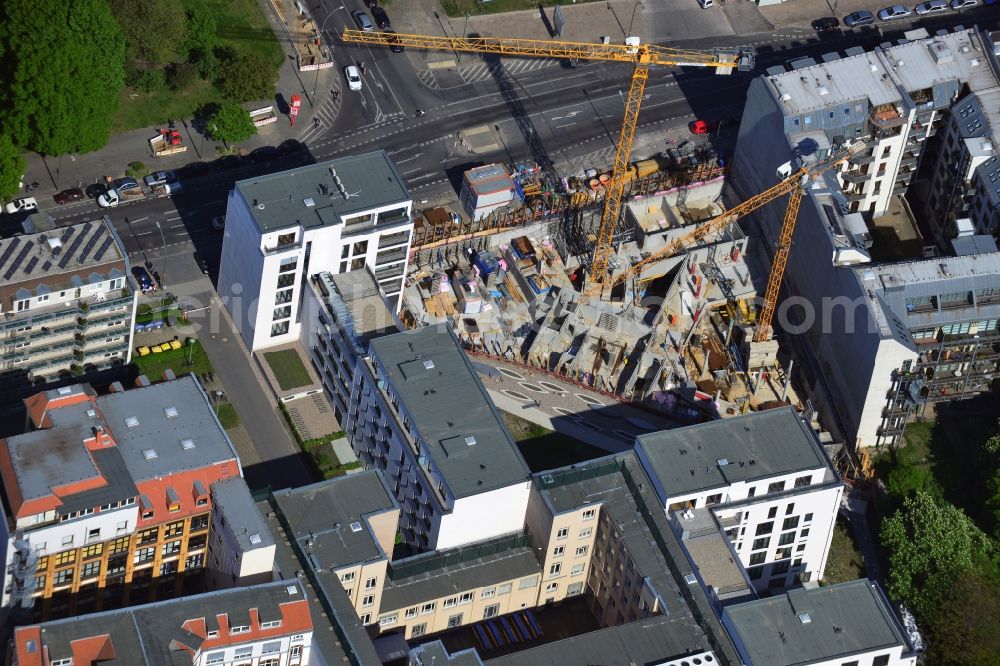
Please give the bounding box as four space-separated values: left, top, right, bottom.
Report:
0 217 137 389
11 579 313 666
0 376 267 621
217 152 413 352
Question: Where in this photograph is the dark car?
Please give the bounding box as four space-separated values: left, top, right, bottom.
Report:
113 177 139 191
811 16 840 32
181 161 212 178
193 252 210 275
844 10 876 26
131 266 156 293
365 0 377 7
53 188 85 205
214 155 244 171
85 184 105 199
385 30 404 53
372 6 391 29
250 146 279 164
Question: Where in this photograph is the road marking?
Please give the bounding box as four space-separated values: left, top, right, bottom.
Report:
401 167 422 175
131 216 149 223
555 122 577 128
551 111 581 121
395 153 423 164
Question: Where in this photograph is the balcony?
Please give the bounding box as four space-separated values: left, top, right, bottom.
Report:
841 170 870 184
849 151 875 166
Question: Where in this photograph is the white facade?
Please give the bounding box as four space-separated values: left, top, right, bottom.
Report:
436 484 532 550
196 633 312 666
218 156 413 352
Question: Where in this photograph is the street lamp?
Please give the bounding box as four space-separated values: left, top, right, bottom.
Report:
627 2 644 38
457 12 470 64
185 336 196 367
154 220 167 295
312 5 345 97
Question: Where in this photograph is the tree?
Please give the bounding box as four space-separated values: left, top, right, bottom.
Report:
0 134 26 202
182 5 217 59
217 52 276 101
880 492 993 619
166 62 197 92
109 0 187 64
0 1 125 155
922 569 1000 665
207 102 256 146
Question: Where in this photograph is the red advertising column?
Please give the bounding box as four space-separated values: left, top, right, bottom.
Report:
290 94 302 127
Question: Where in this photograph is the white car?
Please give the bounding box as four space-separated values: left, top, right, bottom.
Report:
4 197 37 214
951 0 977 8
345 65 363 91
97 190 120 208
144 170 177 187
878 4 912 19
915 0 948 13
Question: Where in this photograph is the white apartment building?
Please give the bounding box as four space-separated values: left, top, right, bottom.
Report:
723 579 916 666
636 407 843 593
206 477 276 589
348 325 533 551
730 26 1000 448
218 152 414 352
12 579 314 666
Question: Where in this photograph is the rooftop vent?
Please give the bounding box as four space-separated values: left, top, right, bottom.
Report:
180 438 196 450
164 405 178 419
818 87 829 96
87 409 97 418
717 458 730 466
798 613 812 624
142 448 158 460
780 92 791 101
125 415 140 428
350 521 363 532
684 574 698 585
465 436 477 446
57 386 73 396
423 359 435 370
249 533 262 545
286 584 299 595
304 197 315 207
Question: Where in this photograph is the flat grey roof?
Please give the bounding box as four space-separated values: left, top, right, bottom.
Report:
0 218 123 288
31 580 309 666
97 374 240 481
488 615 716 666
381 547 540 612
724 579 910 665
369 326 531 498
235 151 410 233
210 476 274 551
636 407 832 497
272 471 396 570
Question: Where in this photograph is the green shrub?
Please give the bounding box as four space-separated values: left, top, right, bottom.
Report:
126 161 148 179
126 67 166 93
166 62 198 91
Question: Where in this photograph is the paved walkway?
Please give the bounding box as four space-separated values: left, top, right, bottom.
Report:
471 354 680 453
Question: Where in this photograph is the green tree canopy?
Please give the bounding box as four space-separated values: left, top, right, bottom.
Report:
0 0 125 155
922 568 1000 665
0 134 26 201
110 0 187 64
218 52 276 102
182 5 217 59
881 491 993 619
207 102 256 146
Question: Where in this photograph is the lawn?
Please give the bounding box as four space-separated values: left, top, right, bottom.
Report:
111 0 284 132
132 339 213 382
263 349 312 391
501 411 607 472
215 402 241 430
822 519 867 585
441 0 602 17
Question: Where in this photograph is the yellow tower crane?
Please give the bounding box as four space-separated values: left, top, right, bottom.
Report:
340 30 753 288
609 142 866 341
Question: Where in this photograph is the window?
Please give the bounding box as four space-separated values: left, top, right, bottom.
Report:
767 481 785 494
483 604 500 619
752 537 770 551
782 516 800 531
778 532 795 546
800 528 810 539
362 594 375 607
873 656 891 666
797 544 806 552
785 503 795 515
481 587 496 598
776 547 792 559
549 563 562 576
206 652 224 666
116 520 129 532
498 583 512 595
62 535 74 546
411 623 427 638
582 509 596 520
161 540 181 557
271 321 290 336
260 620 282 629
87 527 101 541
365 576 377 589
165 521 183 537
54 569 74 586
705 493 722 506
567 582 584 596
571 563 586 576
405 607 418 619
443 597 457 608
556 527 568 539
749 552 766 566
82 543 103 559
460 591 474 604
748 566 764 580
159 561 178 575
804 513 813 523
767 506 777 519
447 614 464 628
793 475 812 488
341 571 356 583
755 522 773 536
360 613 371 624
519 575 539 589
229 625 250 634
55 551 75 567
273 305 292 321
421 602 436 615
553 546 565 557
575 545 589 557
234 647 253 659
81 561 101 579
773 560 790 575
579 527 592 538
544 582 558 592
185 553 204 569
138 528 158 544
380 614 398 626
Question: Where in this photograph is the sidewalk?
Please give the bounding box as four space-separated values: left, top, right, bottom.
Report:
17 0 333 204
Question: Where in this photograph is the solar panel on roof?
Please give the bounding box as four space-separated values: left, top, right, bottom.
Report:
40 260 52 272
79 231 101 263
23 256 39 275
59 227 74 242
92 236 115 262
58 223 92 269
0 238 21 272
4 242 34 280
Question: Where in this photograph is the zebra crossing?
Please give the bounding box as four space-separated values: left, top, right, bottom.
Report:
458 57 559 84
298 94 342 145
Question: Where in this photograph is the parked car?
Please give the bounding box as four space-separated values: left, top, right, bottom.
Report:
144 170 177 187
950 0 978 7
53 188 85 205
878 5 912 19
352 10 374 31
4 197 37 214
214 155 243 171
345 65 363 91
811 16 840 31
211 216 225 231
384 30 405 53
113 177 139 191
131 266 156 293
915 0 949 12
372 6 391 29
194 252 210 275
689 119 716 135
181 161 212 178
844 10 876 25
